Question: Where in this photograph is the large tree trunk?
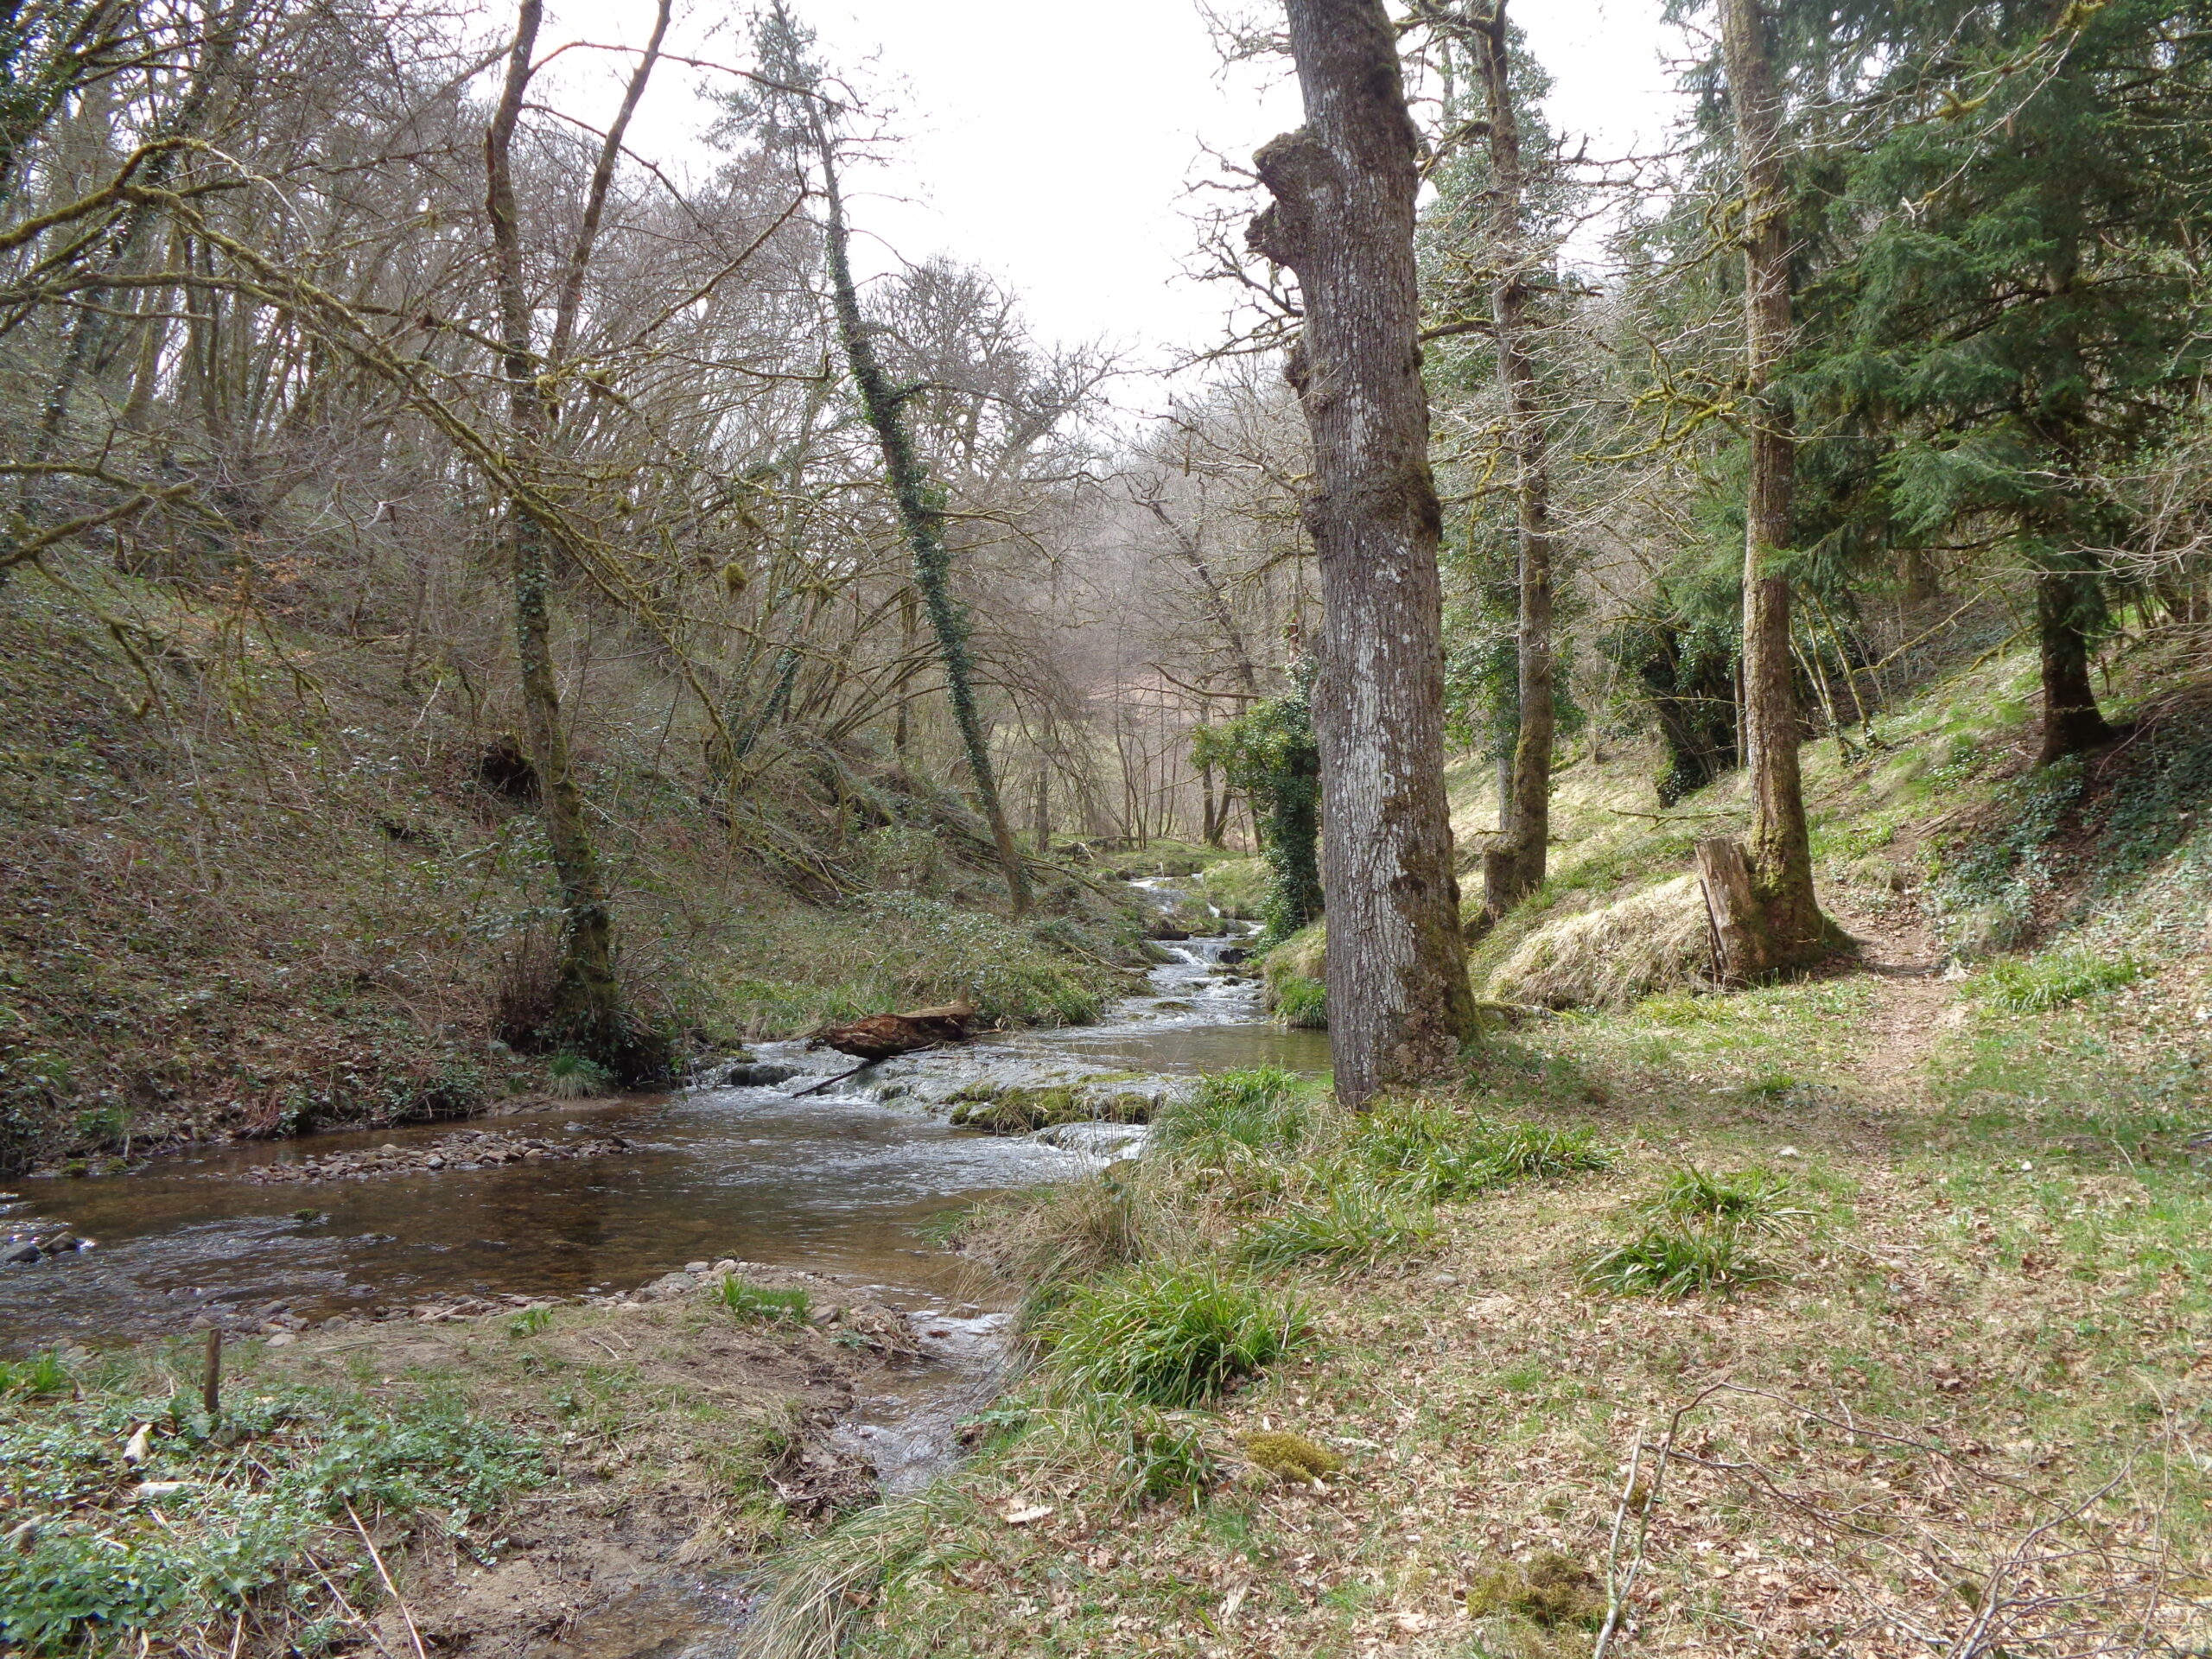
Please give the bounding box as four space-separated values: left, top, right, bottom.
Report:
1249 0 1478 1105
2032 239 2115 768
2036 564 2115 763
1714 0 1828 977
816 140 1030 917
1471 0 1557 932
483 0 640 1072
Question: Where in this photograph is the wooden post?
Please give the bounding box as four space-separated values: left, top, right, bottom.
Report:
201 1327 222 1425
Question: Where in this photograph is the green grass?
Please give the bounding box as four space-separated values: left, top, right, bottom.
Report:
1272 973 1327 1029
0 1346 542 1653
1235 1180 1437 1268
1195 857 1268 919
1974 946 2143 1013
1582 1219 1781 1299
1151 1066 1314 1160
0 1350 72 1396
1351 1100 1610 1201
715 893 1130 1037
546 1051 613 1097
1648 1166 1809 1235
1033 1262 1307 1409
1584 1166 1808 1299
1085 1397 1220 1508
719 1278 812 1324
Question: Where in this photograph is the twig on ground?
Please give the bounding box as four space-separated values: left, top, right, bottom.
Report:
1592 1430 1647 1659
346 1502 429 1659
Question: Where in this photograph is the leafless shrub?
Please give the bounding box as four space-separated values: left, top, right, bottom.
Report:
493 928 561 1052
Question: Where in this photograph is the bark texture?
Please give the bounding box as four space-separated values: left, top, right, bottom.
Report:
1471 0 1556 931
1249 0 1478 1105
1716 0 1827 976
1694 836 1761 987
483 0 646 1072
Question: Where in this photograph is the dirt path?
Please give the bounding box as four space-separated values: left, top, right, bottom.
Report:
1824 887 1957 1109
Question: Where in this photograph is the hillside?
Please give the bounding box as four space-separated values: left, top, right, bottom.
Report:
0 573 1153 1174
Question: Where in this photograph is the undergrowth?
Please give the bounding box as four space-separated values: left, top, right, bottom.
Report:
721 1278 813 1325
1584 1166 1809 1299
0 1344 543 1654
1974 946 2143 1012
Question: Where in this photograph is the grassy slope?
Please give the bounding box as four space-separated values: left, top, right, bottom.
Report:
0 574 1148 1173
746 645 2212 1658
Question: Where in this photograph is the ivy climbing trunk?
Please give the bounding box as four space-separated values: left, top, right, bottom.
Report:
816 139 1030 917
1713 0 1828 978
1471 0 1556 932
1250 0 1478 1105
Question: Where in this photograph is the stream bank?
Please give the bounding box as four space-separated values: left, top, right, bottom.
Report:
0 880 1326 1657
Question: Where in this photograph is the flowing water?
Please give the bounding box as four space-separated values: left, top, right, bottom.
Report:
0 876 1324 1363
2 876 1326 1655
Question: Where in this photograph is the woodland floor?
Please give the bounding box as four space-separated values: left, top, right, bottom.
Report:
810 888 2212 1659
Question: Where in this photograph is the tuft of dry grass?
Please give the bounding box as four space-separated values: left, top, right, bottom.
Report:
1487 874 1711 1010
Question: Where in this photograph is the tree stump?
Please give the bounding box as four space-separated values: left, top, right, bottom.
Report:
1694 836 1766 986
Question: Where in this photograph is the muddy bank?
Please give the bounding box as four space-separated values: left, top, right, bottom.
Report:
80 1261 978 1658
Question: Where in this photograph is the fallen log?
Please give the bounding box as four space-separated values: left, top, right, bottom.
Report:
808 1002 976 1063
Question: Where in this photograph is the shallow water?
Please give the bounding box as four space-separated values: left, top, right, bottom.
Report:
0 1090 1087 1348
1 878 1328 1649
0 880 1325 1353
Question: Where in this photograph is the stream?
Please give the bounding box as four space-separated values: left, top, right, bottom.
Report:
0 875 1325 1409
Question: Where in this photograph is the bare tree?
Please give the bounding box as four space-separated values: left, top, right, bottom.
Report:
483 0 672 1074
1249 0 1478 1105
753 3 1032 915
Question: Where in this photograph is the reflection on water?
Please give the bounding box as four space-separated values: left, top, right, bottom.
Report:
1036 1020 1332 1074
0 1091 1086 1349
0 878 1329 1352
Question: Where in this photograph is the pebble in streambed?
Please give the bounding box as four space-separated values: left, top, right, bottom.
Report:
0 1188 94 1266
231 1127 637 1185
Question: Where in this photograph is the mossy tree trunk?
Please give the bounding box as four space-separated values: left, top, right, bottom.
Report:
482 0 668 1076
815 137 1030 917
1249 0 1479 1104
1714 0 1829 977
1471 0 1557 931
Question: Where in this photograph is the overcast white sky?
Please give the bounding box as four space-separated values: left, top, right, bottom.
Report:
555 2 1687 405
